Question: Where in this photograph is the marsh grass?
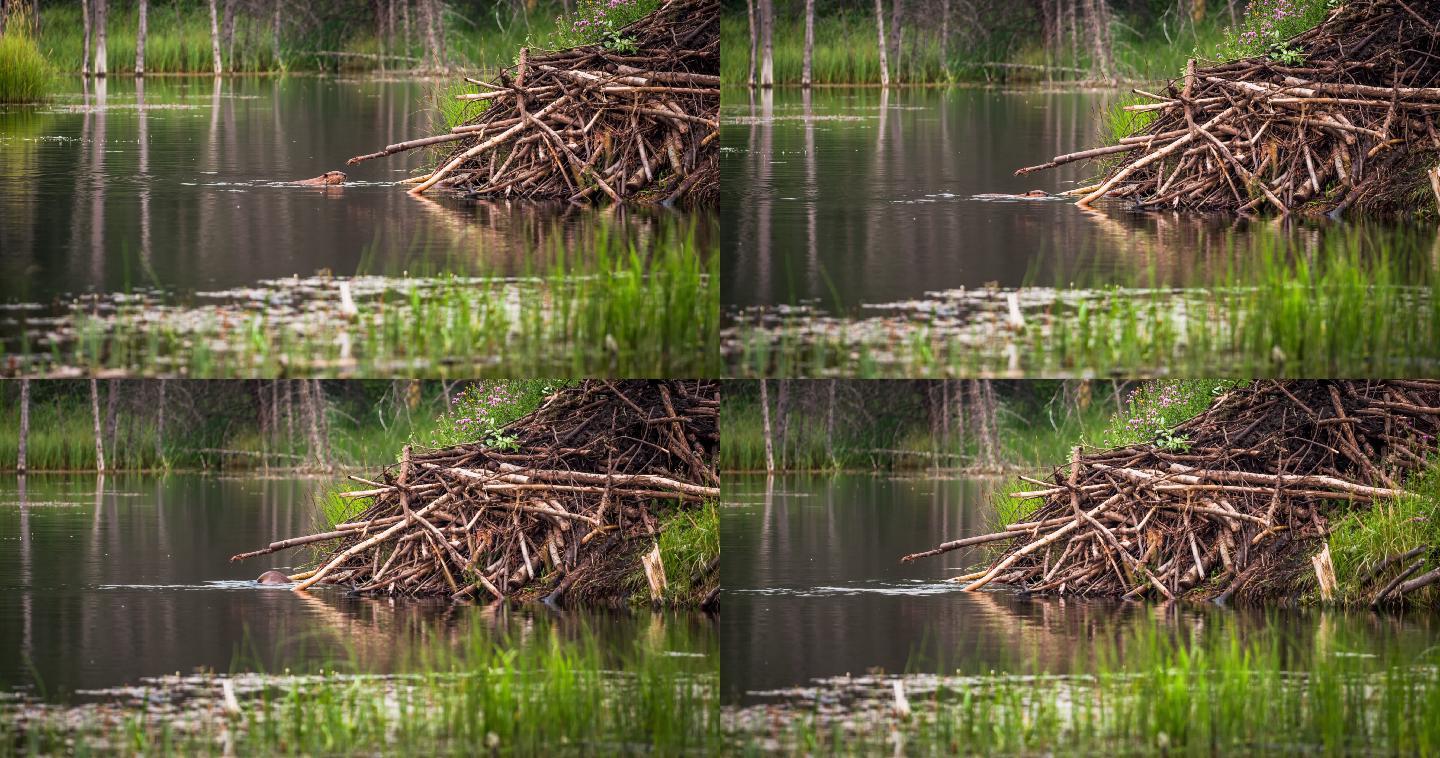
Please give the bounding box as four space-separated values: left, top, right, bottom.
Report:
650 500 719 604
728 619 1440 754
1329 461 1440 606
9 219 717 378
5 618 718 755
730 225 1440 378
721 10 1239 86
0 13 52 103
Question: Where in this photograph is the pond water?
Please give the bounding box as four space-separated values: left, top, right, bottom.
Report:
0 473 716 701
720 86 1436 313
0 75 712 304
721 472 1440 704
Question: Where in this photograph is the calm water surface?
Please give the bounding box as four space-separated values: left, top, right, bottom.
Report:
0 473 716 700
722 473 1440 704
0 76 710 302
721 87 1435 311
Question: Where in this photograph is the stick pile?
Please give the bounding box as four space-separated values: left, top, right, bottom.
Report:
234 380 720 604
349 0 719 205
903 381 1440 604
1018 0 1440 216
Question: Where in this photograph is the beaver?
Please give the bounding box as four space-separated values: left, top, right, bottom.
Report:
289 170 347 186
256 570 293 585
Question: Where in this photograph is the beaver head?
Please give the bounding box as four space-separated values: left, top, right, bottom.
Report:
256 570 293 585
320 170 347 185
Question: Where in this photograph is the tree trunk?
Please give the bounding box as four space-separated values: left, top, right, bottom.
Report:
746 0 757 86
304 379 323 469
873 0 890 87
940 0 950 65
826 380 836 467
758 0 773 87
1084 0 1114 83
1191 0 1206 25
759 380 775 474
402 0 411 51
155 379 166 463
888 0 901 74
17 379 29 474
104 379 119 465
208 0 222 75
93 0 107 76
90 379 106 473
272 0 282 66
222 0 237 71
135 0 147 76
82 0 92 77
422 0 441 72
802 0 814 87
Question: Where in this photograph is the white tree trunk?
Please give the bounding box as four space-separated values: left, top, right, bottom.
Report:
874 0 890 87
93 0 107 76
90 379 106 473
759 380 775 474
135 0 147 76
82 0 92 77
758 0 774 87
802 0 814 87
17 379 29 474
746 0 757 86
208 0 223 75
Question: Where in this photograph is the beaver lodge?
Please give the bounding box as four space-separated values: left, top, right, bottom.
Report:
348 0 718 205
234 380 719 606
1018 0 1440 216
903 380 1440 605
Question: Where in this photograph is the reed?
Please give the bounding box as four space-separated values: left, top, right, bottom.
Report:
0 13 52 103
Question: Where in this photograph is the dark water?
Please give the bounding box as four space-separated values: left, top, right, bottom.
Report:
0 474 715 700
721 473 1440 704
719 86 1437 311
0 76 708 303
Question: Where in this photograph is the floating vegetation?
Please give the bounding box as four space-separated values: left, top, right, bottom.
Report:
1 241 716 378
724 620 1440 754
724 229 1440 378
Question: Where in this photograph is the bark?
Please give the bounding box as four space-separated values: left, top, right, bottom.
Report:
746 0 757 85
90 379 106 473
888 0 901 72
222 0 237 71
17 379 29 474
759 380 775 474
422 0 441 71
802 0 814 87
874 0 890 87
135 0 147 76
1084 0 1114 83
940 0 949 64
93 0 107 76
304 379 323 468
82 0 92 77
155 379 166 463
208 0 222 75
273 0 282 65
758 0 773 87
104 379 119 464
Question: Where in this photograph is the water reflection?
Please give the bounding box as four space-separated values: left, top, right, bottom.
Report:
722 473 1440 704
721 87 1438 312
0 76 714 302
0 474 715 700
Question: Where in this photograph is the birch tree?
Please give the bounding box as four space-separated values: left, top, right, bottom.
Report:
82 0 91 77
746 0 757 86
93 0 107 76
802 0 815 87
17 379 29 474
90 379 106 473
758 0 773 87
135 0 147 75
208 0 222 74
759 379 775 474
873 0 889 87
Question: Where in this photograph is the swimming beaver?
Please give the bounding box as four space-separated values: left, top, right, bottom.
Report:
256 570 293 585
290 171 347 186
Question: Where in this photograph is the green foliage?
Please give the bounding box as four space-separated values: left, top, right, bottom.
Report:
1329 461 1440 605
1212 0 1335 63
0 12 52 103
651 500 719 604
732 618 1440 754
7 616 718 755
540 0 659 52
425 380 560 449
1101 380 1234 448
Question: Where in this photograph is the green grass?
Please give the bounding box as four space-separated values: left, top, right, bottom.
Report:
651 500 719 605
728 224 1440 378
34 4 563 74
9 218 718 378
0 17 53 103
1329 461 1440 606
728 617 1440 754
719 383 1114 473
4 615 718 755
722 8 1242 86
